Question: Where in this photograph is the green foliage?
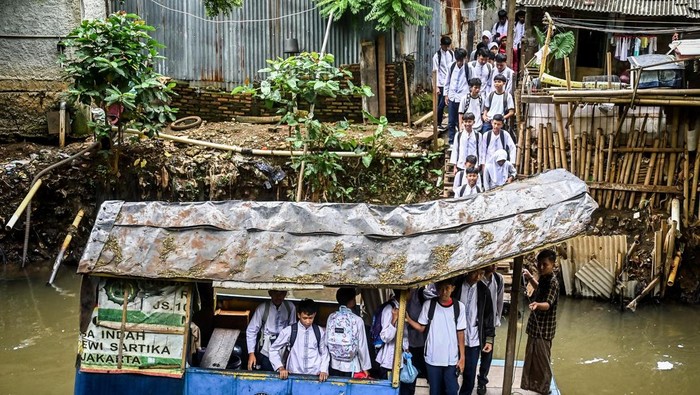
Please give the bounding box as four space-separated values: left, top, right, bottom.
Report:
314 0 432 31
478 0 497 10
60 12 177 139
550 31 575 59
203 0 244 16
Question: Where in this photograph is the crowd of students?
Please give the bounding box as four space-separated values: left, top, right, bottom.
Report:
244 263 514 395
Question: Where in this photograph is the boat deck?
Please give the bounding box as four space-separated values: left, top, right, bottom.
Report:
414 360 560 395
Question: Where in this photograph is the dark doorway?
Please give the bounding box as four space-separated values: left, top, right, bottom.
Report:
576 30 606 68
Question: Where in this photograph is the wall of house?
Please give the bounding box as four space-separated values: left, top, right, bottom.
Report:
171 63 412 124
0 0 106 139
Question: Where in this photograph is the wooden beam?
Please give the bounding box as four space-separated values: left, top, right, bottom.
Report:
608 147 685 153
377 36 387 116
432 70 438 148
521 95 554 104
587 182 682 194
360 40 380 118
391 289 408 388
502 255 523 395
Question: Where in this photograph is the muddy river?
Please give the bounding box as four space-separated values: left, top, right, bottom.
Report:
1 268 698 394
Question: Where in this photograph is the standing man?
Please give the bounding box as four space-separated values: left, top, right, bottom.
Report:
492 9 508 38
432 36 455 131
521 249 560 395
476 264 504 394
470 49 493 96
444 48 470 145
513 10 526 74
246 290 296 371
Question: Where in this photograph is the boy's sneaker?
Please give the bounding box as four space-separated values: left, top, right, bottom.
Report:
477 383 487 395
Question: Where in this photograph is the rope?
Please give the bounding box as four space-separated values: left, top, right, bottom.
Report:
148 0 318 24
551 16 700 35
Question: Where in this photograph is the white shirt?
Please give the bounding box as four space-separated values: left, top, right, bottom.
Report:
445 62 471 103
321 306 372 373
482 273 505 327
492 21 508 38
246 301 296 357
480 129 517 166
513 21 525 49
450 129 481 169
458 282 480 347
484 160 517 190
491 66 514 95
484 91 515 122
269 322 327 374
470 60 493 95
375 300 410 369
432 49 455 87
458 94 484 131
453 171 482 197
418 300 467 367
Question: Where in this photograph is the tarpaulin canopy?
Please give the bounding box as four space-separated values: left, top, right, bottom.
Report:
78 169 597 287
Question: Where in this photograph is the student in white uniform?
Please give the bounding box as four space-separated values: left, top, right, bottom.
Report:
444 48 471 144
432 36 455 130
454 166 483 198
470 49 493 96
322 288 372 378
481 74 515 133
406 279 466 395
483 148 517 190
451 112 481 175
375 291 411 394
492 9 508 38
492 54 515 95
270 299 328 381
480 114 517 167
246 290 296 371
458 78 484 133
476 265 505 394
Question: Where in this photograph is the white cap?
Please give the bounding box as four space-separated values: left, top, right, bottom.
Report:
488 42 499 50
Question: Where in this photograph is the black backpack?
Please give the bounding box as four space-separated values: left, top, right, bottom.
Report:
423 298 460 352
447 62 471 93
454 129 480 166
289 323 322 350
486 130 510 161
437 49 454 69
488 91 510 116
459 183 482 197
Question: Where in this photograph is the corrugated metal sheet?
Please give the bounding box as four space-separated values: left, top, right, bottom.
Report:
566 235 627 298
114 0 367 87
414 0 444 89
78 170 597 287
517 0 700 18
575 258 615 298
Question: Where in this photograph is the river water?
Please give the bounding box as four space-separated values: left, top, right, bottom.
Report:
1 269 698 395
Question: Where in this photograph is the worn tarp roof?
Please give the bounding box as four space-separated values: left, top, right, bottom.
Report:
78 169 597 287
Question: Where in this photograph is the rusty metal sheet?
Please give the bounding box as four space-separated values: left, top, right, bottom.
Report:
78 169 597 287
575 259 615 299
567 235 627 297
518 0 700 18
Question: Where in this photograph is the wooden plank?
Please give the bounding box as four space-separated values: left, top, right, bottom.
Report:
502 256 523 395
377 35 387 116
360 40 379 118
201 328 241 369
608 147 685 153
587 182 682 194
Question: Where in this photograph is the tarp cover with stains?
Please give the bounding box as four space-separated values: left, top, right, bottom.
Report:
78 169 597 287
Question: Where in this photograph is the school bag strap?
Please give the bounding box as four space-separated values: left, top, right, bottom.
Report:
262 300 293 328
290 323 322 350
486 129 510 161
423 298 460 353
437 49 454 70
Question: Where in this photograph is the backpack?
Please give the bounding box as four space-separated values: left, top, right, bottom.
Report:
326 309 359 362
257 300 293 351
488 91 510 117
437 49 454 70
486 129 511 161
454 128 480 166
470 61 493 81
423 299 460 347
370 300 396 349
289 323 322 351
459 183 482 197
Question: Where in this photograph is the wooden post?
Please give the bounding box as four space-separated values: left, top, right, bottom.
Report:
502 255 524 395
391 289 408 388
606 51 613 90
517 122 525 173
667 109 680 211
537 124 544 173
690 124 700 220
360 40 380 118
402 61 412 126
554 105 568 170
377 36 387 117
432 70 438 148
524 126 532 176
564 57 572 91
539 13 554 78
568 105 578 175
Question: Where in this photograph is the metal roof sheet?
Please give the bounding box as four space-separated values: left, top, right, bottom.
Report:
77 169 597 287
517 0 700 18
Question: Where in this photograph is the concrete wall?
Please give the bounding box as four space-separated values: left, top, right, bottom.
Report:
0 0 106 138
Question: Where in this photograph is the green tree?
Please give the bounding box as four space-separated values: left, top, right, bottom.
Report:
315 0 432 31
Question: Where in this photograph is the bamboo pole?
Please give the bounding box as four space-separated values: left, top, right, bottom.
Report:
539 13 554 78
661 222 677 298
503 256 524 395
640 138 661 205
48 209 85 285
652 134 668 208
626 276 661 312
524 126 532 176
604 129 614 204
690 125 700 220
554 105 567 170
606 51 613 90
683 151 690 226
543 125 550 170
584 134 592 182
402 61 411 126
432 70 438 148
391 290 408 388
578 135 585 179
537 124 544 173
552 127 561 168
547 123 556 169
605 151 617 208
551 88 700 97
667 253 682 287
667 110 680 211
592 130 601 194
628 131 647 209
568 107 578 175
5 179 43 231
612 131 634 208
517 122 525 174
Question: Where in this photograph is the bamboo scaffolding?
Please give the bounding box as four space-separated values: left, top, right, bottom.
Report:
584 134 592 182
537 124 544 173
610 131 634 208
640 138 661 205
667 110 680 211
628 131 648 209
618 130 640 209
524 126 532 176
651 134 668 208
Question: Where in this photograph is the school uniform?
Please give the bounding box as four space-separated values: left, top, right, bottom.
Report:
483 160 517 190
246 301 296 370
452 170 482 198
449 128 481 170
480 130 517 167
269 322 326 375
476 272 505 393
321 305 372 376
491 66 515 95
432 48 455 127
470 60 493 95
418 299 467 395
482 90 515 133
492 21 508 38
457 94 484 132
444 62 472 144
376 300 412 395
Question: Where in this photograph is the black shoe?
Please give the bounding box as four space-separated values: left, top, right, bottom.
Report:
477 383 487 395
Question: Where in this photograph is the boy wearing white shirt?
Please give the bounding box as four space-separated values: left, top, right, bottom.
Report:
270 299 328 381
432 36 455 130
513 10 526 73
483 148 517 190
492 9 508 37
492 54 514 95
480 114 517 167
376 291 412 395
470 49 493 96
322 288 372 377
451 112 481 174
246 290 296 371
406 279 466 395
454 166 482 198
458 78 484 133
444 48 471 144
481 74 515 133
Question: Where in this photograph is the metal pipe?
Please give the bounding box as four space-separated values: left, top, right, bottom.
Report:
5 179 43 231
47 209 85 285
320 11 334 56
